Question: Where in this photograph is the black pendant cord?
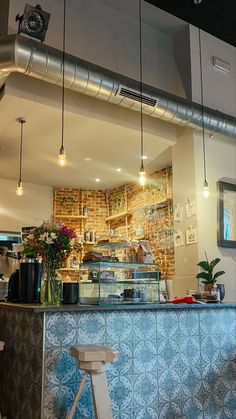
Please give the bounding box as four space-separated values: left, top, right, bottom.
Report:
199 29 207 183
19 121 24 183
139 0 144 169
61 0 66 152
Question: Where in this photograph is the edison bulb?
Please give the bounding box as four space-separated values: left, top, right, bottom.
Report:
16 181 23 196
202 181 209 199
139 169 146 186
58 148 67 167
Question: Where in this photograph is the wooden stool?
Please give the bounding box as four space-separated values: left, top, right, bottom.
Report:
67 345 118 419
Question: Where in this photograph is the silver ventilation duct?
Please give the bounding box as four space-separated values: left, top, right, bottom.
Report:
0 34 236 138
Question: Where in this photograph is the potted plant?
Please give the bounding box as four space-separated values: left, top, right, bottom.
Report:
196 252 225 292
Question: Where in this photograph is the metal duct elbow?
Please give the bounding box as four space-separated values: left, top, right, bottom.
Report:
0 34 236 138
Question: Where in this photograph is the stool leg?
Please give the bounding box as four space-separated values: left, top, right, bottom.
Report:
67 371 88 419
90 371 113 419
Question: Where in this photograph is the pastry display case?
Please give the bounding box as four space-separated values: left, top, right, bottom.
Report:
79 261 160 305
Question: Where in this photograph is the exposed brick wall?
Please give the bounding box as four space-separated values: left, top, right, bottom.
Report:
53 167 174 279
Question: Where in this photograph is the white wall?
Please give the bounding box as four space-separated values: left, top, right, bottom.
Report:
0 178 52 232
7 0 186 97
194 133 236 301
189 26 236 301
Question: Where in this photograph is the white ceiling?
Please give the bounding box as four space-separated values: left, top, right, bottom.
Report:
0 77 174 190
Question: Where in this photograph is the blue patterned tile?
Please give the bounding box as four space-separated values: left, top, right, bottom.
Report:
219 309 236 334
45 313 77 348
201 336 220 364
134 407 159 419
156 311 179 338
202 364 222 393
113 409 133 419
77 311 106 344
203 394 223 419
199 309 219 335
220 334 236 361
133 310 156 340
44 348 77 386
159 370 181 402
159 402 182 419
43 383 94 419
179 310 199 336
182 367 202 398
134 341 157 373
180 337 200 366
107 311 132 342
109 375 133 412
221 362 236 390
223 390 236 418
106 342 133 377
183 398 203 419
157 339 179 369
134 373 158 406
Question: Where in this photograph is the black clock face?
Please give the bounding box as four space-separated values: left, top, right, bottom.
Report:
25 11 44 34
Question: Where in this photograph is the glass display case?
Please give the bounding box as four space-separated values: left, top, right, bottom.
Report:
79 261 160 305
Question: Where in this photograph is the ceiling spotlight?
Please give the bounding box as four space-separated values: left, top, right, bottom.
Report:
116 168 122 172
84 157 92 162
142 155 147 160
16 3 50 43
95 178 100 182
194 0 203 4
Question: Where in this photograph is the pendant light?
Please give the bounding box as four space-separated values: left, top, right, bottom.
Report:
199 29 209 199
138 0 146 187
16 117 26 196
57 0 67 167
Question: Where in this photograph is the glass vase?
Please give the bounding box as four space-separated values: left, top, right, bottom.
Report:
40 270 62 305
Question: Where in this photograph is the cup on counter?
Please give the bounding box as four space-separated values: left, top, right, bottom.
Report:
62 282 78 304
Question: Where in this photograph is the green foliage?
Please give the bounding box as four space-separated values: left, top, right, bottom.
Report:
196 253 225 285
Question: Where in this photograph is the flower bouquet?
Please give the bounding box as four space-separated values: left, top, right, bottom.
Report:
23 220 77 304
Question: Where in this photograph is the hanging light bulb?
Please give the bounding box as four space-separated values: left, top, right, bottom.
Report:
139 162 146 186
137 0 146 187
16 117 26 197
16 181 24 196
58 145 67 166
57 0 67 166
199 29 209 199
202 180 209 199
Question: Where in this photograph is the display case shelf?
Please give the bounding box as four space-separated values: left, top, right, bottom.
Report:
105 211 132 222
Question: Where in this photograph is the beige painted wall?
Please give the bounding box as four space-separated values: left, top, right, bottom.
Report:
172 128 198 297
0 178 52 232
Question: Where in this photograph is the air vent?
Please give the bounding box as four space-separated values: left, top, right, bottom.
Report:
118 86 156 107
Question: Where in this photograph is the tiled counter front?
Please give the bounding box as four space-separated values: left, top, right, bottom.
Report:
43 307 236 419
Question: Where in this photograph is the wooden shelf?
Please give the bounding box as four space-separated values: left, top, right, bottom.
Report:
54 214 88 219
105 211 132 222
139 199 171 210
84 241 96 245
58 268 80 271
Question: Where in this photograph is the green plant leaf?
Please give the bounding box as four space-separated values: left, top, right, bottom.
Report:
210 258 221 269
213 271 225 280
197 261 210 271
196 272 212 281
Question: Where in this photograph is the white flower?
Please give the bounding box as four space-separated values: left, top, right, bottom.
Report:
39 234 46 241
46 237 53 244
51 232 57 239
27 234 35 240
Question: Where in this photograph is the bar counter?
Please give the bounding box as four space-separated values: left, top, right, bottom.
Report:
1 301 236 418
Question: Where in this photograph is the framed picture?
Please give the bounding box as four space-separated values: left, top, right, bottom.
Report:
174 205 183 222
174 231 184 247
186 228 197 245
185 200 197 218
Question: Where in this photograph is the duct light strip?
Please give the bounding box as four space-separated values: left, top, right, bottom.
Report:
212 57 230 73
